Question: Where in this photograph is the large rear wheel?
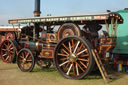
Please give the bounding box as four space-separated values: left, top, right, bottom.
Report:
54 36 94 79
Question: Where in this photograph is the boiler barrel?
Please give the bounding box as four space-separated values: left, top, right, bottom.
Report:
20 41 43 51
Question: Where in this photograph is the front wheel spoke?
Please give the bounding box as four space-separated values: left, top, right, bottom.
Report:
25 52 30 59
18 60 23 62
77 49 87 56
76 62 85 72
78 58 89 62
58 53 68 57
80 61 87 69
19 55 24 59
21 53 25 58
59 60 69 67
73 41 80 54
26 63 32 68
21 63 25 69
26 60 32 62
26 63 30 68
76 63 79 76
66 64 73 75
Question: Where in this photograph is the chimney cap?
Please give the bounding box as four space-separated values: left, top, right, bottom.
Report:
107 10 111 12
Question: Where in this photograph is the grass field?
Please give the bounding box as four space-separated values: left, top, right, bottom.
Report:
0 59 128 85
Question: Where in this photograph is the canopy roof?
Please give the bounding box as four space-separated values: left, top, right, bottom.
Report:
8 12 123 25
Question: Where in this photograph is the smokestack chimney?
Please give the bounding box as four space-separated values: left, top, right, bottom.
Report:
33 0 41 17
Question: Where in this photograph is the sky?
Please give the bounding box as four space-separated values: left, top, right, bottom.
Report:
0 0 128 25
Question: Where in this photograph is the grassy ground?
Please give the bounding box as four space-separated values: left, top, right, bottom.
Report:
0 59 128 85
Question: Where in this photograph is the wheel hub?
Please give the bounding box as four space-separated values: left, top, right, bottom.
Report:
6 48 10 55
23 58 26 63
68 53 77 62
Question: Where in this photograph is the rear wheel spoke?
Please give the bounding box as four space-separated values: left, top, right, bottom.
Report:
58 53 68 57
66 64 73 75
77 49 87 56
76 62 85 72
78 58 89 62
76 63 79 76
69 41 72 53
73 41 80 54
71 39 75 50
62 43 70 52
64 62 70 71
77 43 83 53
80 61 87 69
59 60 69 67
80 54 89 57
60 57 67 61
62 49 69 55
72 62 75 76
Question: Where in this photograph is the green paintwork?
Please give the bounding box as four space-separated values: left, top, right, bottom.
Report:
113 10 128 54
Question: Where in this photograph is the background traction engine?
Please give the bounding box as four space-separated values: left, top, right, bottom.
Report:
0 28 19 63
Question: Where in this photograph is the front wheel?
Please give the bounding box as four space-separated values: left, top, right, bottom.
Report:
17 48 35 72
54 36 95 79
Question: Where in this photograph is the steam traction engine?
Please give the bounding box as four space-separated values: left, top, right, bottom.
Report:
0 0 123 80
0 27 19 63
0 12 121 79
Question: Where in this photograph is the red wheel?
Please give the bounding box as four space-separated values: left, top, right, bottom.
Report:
0 39 17 63
57 23 81 41
54 36 95 79
17 48 35 72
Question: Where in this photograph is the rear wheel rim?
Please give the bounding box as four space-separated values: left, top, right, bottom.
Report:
0 40 15 63
17 49 35 72
54 36 93 79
